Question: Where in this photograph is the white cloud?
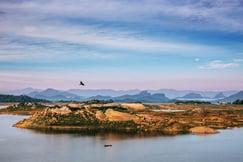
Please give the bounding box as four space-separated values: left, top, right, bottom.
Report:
0 0 238 59
0 0 241 62
234 59 243 62
0 0 242 31
0 42 120 62
199 60 240 69
0 19 220 56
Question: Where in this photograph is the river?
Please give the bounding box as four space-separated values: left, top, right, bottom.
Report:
0 115 243 162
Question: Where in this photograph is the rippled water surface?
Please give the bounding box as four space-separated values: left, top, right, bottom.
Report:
0 115 243 162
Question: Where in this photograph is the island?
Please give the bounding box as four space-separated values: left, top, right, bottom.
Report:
6 101 243 135
0 102 49 115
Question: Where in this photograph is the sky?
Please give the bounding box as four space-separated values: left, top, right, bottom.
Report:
0 0 243 91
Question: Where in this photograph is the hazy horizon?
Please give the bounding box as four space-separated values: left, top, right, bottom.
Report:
1 86 240 93
0 0 243 91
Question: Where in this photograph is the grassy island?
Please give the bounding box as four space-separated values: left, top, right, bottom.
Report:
0 102 49 115
9 102 243 135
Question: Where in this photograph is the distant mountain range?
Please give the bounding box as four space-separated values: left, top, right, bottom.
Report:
219 91 243 102
0 88 242 103
27 88 83 101
4 88 42 95
148 89 236 98
0 94 49 103
67 89 140 97
1 88 237 97
182 93 203 99
107 91 169 103
26 89 170 103
214 92 225 99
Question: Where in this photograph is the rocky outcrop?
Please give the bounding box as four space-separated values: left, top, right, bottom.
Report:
163 123 189 134
189 126 219 134
95 111 107 121
121 103 146 111
49 106 71 115
68 103 83 108
105 109 136 121
189 107 207 116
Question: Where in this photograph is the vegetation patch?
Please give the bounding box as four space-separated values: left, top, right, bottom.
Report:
232 99 243 104
175 100 211 104
91 106 129 113
0 94 50 103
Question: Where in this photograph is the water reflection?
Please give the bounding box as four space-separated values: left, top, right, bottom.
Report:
152 109 186 112
25 128 178 140
0 105 8 109
1 115 243 162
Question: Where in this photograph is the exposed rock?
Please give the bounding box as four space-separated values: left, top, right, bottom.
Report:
121 103 146 111
189 126 219 134
190 107 207 116
136 114 161 122
105 109 136 121
49 106 71 115
68 103 82 108
103 103 121 107
95 111 107 121
203 117 225 123
31 106 36 109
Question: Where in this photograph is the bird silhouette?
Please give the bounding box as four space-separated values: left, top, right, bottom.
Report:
80 81 85 86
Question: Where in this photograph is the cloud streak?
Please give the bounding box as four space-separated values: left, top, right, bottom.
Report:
1 0 243 31
0 18 222 58
199 60 240 69
234 59 243 62
0 0 240 58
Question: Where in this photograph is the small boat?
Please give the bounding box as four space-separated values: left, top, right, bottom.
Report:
104 144 112 147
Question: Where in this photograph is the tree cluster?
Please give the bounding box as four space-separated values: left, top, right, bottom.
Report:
232 99 243 104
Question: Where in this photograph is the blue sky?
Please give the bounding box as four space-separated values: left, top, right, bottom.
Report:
0 0 243 91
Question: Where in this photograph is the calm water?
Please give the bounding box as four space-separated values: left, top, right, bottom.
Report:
0 105 8 109
152 109 185 112
0 115 243 162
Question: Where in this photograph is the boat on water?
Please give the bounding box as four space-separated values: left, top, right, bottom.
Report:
104 144 112 147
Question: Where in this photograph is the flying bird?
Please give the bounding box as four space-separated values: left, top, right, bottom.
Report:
80 81 85 86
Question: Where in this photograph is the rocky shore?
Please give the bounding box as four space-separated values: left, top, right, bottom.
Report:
12 103 243 135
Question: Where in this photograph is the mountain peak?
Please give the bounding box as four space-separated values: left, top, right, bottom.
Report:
139 91 151 96
220 90 243 102
214 92 225 99
183 93 202 98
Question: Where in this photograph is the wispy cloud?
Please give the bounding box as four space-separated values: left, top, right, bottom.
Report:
0 0 242 90
0 0 240 58
1 0 242 31
234 59 243 62
0 20 221 57
199 60 240 69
